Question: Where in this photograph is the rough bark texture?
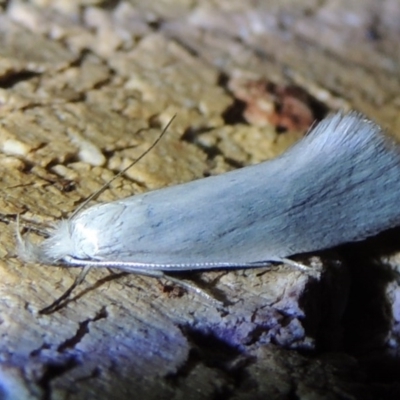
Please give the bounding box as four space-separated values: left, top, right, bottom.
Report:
1 1 400 399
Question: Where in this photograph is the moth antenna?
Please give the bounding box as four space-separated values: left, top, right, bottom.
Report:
69 114 176 219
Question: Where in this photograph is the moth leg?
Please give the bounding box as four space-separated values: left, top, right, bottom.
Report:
103 267 224 307
41 262 223 313
279 258 312 272
156 274 224 307
40 265 92 314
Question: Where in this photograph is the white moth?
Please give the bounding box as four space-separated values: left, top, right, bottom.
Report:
18 112 400 273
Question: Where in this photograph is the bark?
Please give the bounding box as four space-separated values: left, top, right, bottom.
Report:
1 1 400 399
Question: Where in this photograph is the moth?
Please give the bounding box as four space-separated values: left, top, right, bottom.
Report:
18 112 400 275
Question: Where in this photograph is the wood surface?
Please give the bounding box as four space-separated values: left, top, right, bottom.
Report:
1 1 400 399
